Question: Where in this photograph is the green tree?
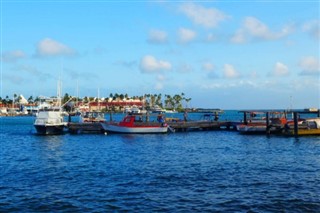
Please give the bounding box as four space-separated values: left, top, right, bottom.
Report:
28 96 34 103
63 93 70 104
185 98 192 108
119 94 124 101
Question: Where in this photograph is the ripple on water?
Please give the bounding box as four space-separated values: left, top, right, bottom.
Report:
1 116 320 212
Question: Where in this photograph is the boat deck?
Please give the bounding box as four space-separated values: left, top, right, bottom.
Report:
167 121 233 132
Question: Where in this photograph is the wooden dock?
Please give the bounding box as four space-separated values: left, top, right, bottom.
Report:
167 121 233 132
66 109 320 136
68 122 104 134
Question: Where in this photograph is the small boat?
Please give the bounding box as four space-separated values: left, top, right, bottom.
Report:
124 105 141 114
80 111 106 123
284 118 320 136
34 109 67 135
149 105 166 114
101 114 168 134
304 108 319 112
34 79 68 135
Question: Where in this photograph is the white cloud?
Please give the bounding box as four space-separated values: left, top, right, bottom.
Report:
202 62 218 78
223 64 240 79
147 29 168 44
231 17 294 43
178 28 196 43
36 38 75 57
1 50 26 62
302 20 320 40
13 64 52 81
179 3 228 28
140 55 172 73
270 62 289 77
202 62 215 71
299 56 320 75
230 29 246 43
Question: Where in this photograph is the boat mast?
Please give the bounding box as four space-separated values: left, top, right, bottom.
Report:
57 77 62 109
98 88 100 111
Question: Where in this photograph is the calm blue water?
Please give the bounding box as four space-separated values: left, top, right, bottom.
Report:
1 113 320 212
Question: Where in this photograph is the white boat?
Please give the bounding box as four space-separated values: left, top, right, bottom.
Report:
149 105 166 113
101 114 168 134
34 109 67 135
80 111 106 123
124 105 141 114
34 79 67 135
304 108 319 112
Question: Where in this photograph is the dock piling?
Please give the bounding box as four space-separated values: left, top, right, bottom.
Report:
266 112 270 135
293 112 298 136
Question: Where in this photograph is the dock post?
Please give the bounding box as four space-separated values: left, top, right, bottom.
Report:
266 112 270 135
293 112 298 136
244 112 247 124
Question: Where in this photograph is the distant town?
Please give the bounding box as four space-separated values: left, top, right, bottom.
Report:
0 92 195 115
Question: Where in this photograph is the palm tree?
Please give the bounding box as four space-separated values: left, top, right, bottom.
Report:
150 94 156 107
119 94 124 101
28 96 34 103
156 93 162 107
185 98 192 108
164 94 173 109
83 96 89 104
113 93 119 101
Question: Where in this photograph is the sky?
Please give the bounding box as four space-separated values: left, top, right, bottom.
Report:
0 0 319 109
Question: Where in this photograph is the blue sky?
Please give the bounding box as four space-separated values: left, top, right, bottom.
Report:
1 0 319 109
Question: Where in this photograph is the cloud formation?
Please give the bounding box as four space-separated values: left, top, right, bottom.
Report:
179 3 228 28
140 55 172 73
202 62 215 72
299 56 320 75
1 50 26 62
270 62 289 77
36 38 75 57
231 17 293 43
178 28 196 43
302 20 320 40
223 64 240 79
147 29 168 44
13 64 52 80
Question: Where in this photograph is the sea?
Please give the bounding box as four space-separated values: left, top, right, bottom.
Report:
1 111 320 212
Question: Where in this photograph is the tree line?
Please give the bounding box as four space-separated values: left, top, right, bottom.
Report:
0 93 192 111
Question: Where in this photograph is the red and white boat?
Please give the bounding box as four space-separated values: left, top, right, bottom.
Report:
101 114 168 134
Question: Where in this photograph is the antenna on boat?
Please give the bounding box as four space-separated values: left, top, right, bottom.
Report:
57 60 63 109
76 79 79 110
98 88 100 111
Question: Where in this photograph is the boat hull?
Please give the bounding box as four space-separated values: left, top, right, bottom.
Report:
236 124 282 134
34 124 65 135
101 123 168 134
